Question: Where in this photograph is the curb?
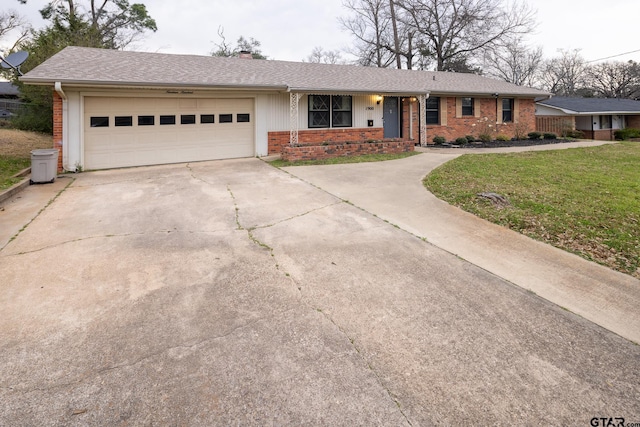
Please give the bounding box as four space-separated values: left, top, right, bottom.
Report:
0 175 30 204
0 167 31 204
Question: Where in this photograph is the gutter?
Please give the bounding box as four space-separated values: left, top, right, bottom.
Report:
54 82 69 171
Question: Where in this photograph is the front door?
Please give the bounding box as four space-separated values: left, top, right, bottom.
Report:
383 97 400 139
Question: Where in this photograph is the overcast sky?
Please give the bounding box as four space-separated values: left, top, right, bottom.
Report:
4 0 640 65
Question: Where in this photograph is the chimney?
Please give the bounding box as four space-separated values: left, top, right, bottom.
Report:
238 50 253 59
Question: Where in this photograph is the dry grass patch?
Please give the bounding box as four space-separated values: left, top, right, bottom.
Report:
0 128 53 190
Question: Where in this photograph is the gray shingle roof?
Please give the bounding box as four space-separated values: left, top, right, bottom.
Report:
21 46 549 97
538 96 640 114
0 81 19 97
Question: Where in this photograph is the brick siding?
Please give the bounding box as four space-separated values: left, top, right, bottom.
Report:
626 116 640 129
406 97 537 143
268 128 384 154
53 91 63 171
281 140 414 162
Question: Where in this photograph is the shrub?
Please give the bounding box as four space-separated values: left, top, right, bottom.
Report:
564 130 584 139
478 133 492 143
543 132 557 140
455 137 468 145
465 135 476 143
528 132 542 140
496 134 510 141
614 128 640 140
433 135 446 144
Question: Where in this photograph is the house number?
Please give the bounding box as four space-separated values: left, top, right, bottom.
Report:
365 106 374 110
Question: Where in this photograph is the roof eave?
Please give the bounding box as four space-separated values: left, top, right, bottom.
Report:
19 77 289 92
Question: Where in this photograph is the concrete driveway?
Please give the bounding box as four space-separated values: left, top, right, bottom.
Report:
1 156 639 425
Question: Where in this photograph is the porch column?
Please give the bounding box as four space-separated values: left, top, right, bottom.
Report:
418 94 427 146
290 92 302 145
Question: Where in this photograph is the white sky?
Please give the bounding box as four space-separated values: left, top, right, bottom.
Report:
3 0 640 65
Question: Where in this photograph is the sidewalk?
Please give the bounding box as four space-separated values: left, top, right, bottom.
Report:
283 141 640 343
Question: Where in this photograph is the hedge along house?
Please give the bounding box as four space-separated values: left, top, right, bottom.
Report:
536 96 640 140
20 46 548 171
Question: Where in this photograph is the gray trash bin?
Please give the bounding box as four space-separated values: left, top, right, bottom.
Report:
30 149 59 184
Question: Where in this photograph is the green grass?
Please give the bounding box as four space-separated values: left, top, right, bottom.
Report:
423 142 640 278
0 157 31 190
268 151 420 167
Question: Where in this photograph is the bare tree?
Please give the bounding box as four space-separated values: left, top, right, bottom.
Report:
340 0 396 67
538 49 588 96
340 0 423 69
304 47 345 64
211 27 267 59
395 0 536 71
586 61 640 99
0 9 30 54
484 37 543 86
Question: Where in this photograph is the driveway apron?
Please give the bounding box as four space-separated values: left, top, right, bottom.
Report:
0 156 638 425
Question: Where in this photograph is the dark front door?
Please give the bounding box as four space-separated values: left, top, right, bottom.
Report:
383 96 400 139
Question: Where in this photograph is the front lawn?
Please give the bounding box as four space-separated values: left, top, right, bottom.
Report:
0 128 52 190
423 142 640 278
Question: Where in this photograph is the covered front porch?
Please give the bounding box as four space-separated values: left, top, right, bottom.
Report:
266 91 428 156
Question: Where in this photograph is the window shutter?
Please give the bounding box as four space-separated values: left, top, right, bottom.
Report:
497 98 503 124
474 98 481 118
456 98 462 118
440 97 448 126
514 98 520 123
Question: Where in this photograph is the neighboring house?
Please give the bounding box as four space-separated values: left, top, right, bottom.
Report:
536 96 640 140
0 81 21 117
21 46 548 171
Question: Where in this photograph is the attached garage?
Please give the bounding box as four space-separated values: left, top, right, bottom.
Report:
84 96 255 169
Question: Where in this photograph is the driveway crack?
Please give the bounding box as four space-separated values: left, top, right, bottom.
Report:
2 306 299 395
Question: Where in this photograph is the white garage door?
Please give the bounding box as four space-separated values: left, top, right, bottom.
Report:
84 97 255 169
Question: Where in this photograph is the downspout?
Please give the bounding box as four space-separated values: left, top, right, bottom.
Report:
54 82 69 171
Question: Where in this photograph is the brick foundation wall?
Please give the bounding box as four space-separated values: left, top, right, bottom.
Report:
53 91 63 171
582 129 615 141
281 140 414 162
268 128 384 154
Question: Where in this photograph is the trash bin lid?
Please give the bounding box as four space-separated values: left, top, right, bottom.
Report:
31 149 59 156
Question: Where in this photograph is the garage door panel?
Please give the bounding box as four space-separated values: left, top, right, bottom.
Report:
84 96 255 169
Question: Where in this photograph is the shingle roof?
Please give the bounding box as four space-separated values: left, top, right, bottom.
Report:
21 46 549 97
538 96 640 114
0 81 19 97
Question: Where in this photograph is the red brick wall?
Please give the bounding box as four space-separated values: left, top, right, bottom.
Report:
268 128 384 154
281 140 414 162
424 97 537 143
627 116 640 128
53 91 63 171
582 129 615 141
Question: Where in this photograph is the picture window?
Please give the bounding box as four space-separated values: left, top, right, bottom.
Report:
308 95 352 128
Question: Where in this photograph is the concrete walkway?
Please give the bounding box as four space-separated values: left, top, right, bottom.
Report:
283 140 640 344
